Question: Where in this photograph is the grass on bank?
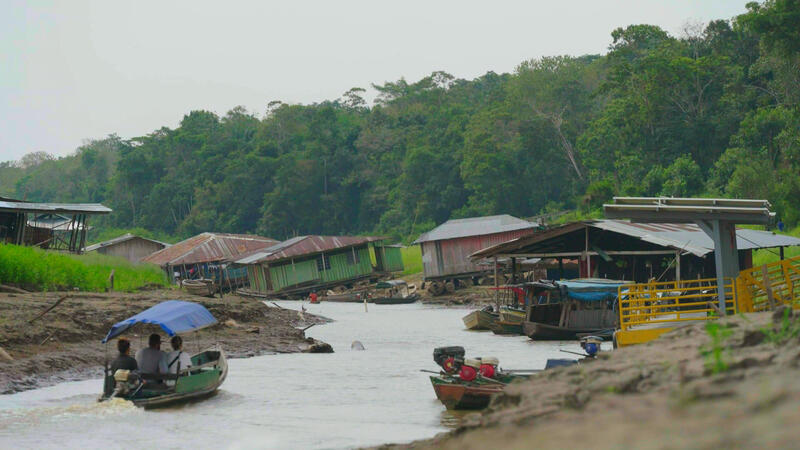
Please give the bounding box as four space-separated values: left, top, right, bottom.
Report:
752 225 800 267
400 245 422 276
0 243 169 292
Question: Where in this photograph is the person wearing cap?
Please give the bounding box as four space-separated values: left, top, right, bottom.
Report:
135 333 168 375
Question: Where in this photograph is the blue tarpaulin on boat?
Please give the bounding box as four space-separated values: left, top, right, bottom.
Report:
557 279 628 302
102 300 218 343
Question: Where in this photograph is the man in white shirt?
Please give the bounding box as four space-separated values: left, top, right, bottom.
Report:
165 335 192 380
135 333 168 375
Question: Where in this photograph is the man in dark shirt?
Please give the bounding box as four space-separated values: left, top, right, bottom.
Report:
110 338 138 373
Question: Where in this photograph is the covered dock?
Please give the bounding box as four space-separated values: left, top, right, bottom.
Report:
0 198 111 253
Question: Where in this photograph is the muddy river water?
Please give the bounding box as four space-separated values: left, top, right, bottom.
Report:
0 302 586 449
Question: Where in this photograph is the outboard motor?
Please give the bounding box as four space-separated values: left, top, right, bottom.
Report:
460 358 481 381
433 346 465 374
580 336 603 357
479 356 499 378
112 369 141 397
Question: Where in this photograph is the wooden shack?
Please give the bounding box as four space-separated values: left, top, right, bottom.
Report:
234 235 403 296
84 233 170 263
141 232 279 287
412 215 536 288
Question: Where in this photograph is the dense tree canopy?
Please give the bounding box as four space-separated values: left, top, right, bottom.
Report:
3 1 798 242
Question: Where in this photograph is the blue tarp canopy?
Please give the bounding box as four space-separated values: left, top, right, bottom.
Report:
557 279 628 302
102 300 218 343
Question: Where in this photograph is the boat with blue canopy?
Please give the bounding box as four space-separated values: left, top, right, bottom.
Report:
99 300 228 408
522 279 630 340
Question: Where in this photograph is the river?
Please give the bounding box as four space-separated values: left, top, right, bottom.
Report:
0 302 587 449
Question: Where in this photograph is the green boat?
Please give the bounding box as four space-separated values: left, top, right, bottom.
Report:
99 300 228 408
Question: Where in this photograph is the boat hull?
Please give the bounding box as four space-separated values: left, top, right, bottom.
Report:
107 349 228 409
523 321 612 341
462 310 498 330
373 293 419 305
491 320 523 335
181 279 217 297
430 376 504 410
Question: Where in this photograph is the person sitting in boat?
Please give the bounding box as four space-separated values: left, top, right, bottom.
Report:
136 333 168 380
165 336 192 385
110 338 138 373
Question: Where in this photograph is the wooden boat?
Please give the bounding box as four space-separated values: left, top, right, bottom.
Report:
499 306 526 324
490 320 523 335
523 279 628 341
181 279 217 297
522 321 612 340
99 300 227 408
462 309 498 330
374 293 419 305
372 279 419 305
430 376 504 410
322 291 367 303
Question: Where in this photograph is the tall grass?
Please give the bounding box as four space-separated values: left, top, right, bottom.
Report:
401 245 422 276
752 226 800 267
0 243 168 292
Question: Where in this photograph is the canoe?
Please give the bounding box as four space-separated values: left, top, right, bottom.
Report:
498 306 525 324
373 293 419 305
99 301 227 408
322 292 366 303
462 309 498 330
490 320 523 335
429 376 504 410
181 279 217 297
522 321 613 341
119 349 228 408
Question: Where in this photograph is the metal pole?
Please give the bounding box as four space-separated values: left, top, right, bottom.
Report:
675 251 681 282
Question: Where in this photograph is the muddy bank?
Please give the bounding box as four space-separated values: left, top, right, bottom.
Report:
385 308 800 449
0 290 330 394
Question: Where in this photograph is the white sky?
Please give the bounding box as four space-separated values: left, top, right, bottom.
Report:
0 0 747 162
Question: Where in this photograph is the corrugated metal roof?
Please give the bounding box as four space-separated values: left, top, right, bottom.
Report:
590 220 800 256
84 233 171 252
0 200 111 214
471 219 800 259
412 215 535 244
141 232 278 266
233 235 384 265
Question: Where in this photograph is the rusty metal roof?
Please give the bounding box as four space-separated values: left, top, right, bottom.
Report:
233 235 384 265
141 232 278 266
412 214 535 244
471 219 800 259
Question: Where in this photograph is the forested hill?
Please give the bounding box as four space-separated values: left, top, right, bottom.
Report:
2 1 798 243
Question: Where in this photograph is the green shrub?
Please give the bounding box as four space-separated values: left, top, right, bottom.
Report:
0 243 168 292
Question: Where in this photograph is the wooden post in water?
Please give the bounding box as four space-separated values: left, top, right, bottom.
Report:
494 256 499 312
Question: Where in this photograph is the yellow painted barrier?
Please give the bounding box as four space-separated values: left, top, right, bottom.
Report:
736 255 800 312
615 277 736 347
615 255 800 347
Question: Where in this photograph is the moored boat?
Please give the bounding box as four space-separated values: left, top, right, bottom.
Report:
181 279 217 297
523 279 628 341
430 376 504 410
372 280 419 304
99 300 227 408
462 308 498 330
490 320 523 335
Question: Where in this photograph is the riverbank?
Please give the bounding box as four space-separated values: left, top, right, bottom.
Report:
0 290 330 394
386 308 800 449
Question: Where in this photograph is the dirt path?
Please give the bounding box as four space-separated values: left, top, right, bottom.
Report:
0 290 330 394
381 308 800 449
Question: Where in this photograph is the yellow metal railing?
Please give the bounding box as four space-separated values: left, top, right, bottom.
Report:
618 277 736 332
736 255 800 312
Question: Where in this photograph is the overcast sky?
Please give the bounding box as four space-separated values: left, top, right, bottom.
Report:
1 0 747 162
